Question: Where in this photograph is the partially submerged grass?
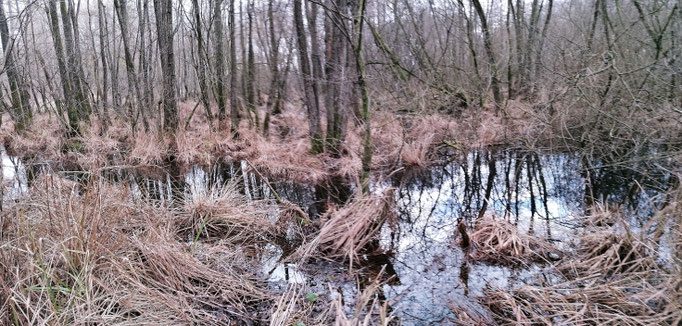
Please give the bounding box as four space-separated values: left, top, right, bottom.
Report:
469 216 559 265
476 202 682 326
297 189 396 268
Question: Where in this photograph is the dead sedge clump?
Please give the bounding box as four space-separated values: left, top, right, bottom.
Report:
297 189 396 268
0 172 273 325
479 204 682 326
469 215 558 265
177 183 280 244
483 274 681 325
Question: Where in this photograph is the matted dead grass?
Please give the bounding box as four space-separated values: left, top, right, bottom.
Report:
474 201 682 326
0 172 276 325
295 189 396 268
469 216 559 265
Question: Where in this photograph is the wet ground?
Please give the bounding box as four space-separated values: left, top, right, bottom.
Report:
2 146 675 325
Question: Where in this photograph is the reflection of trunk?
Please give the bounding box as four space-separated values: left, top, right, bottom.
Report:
459 261 470 296
478 151 497 219
526 155 536 233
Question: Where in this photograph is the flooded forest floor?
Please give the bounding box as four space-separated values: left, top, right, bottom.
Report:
1 104 681 325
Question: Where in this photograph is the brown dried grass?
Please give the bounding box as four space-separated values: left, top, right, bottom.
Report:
0 172 273 325
469 216 559 265
177 183 280 244
298 189 396 268
480 202 682 326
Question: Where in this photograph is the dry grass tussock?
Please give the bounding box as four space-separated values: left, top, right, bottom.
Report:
469 215 559 265
296 189 396 268
177 183 280 244
477 203 682 326
0 173 276 325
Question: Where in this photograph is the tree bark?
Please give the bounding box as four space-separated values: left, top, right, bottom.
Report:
229 0 240 132
191 0 213 125
471 0 502 109
153 0 178 133
293 0 323 153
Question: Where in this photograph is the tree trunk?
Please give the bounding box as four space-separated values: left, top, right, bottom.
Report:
471 0 502 109
246 0 258 130
47 0 79 135
353 0 371 191
263 0 279 136
0 0 31 130
153 0 178 133
59 0 91 122
191 0 213 125
229 0 240 132
293 0 323 153
114 0 149 132
97 0 109 122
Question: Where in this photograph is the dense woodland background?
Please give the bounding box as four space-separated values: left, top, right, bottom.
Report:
0 0 679 161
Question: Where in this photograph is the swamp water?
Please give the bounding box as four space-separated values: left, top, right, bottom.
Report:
1 147 674 325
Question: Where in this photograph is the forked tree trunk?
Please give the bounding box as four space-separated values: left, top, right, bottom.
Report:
191 0 213 125
471 0 502 109
293 0 323 153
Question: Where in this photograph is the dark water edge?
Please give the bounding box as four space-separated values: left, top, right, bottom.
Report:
1 146 677 325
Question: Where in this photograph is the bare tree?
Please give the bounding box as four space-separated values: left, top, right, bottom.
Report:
0 0 31 130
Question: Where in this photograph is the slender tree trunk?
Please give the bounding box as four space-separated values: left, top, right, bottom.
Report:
307 0 323 117
138 0 153 113
114 0 149 132
246 0 258 130
293 0 323 153
0 0 31 130
97 0 109 122
191 0 213 125
213 0 228 129
471 0 502 109
59 0 91 122
353 0 371 191
263 0 279 136
47 0 78 135
229 0 240 132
